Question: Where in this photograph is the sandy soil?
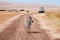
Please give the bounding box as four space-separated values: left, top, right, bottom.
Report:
0 11 60 40
0 13 52 40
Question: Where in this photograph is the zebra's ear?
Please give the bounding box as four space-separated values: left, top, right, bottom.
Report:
32 21 33 22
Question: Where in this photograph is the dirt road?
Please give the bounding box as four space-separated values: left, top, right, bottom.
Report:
0 14 51 40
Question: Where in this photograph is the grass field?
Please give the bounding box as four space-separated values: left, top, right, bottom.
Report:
0 10 60 25
0 11 29 24
0 12 19 24
0 10 60 39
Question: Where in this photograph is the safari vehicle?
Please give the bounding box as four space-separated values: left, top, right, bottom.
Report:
39 7 45 13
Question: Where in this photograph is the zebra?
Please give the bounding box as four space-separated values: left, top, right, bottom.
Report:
26 16 33 32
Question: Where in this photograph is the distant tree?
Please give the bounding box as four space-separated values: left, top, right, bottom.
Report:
20 9 25 11
39 7 45 13
26 10 29 13
0 9 1 11
0 9 6 11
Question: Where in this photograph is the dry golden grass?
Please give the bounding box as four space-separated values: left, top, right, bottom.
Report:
0 11 60 28
46 11 60 33
46 11 60 28
33 10 60 35
0 11 20 24
0 11 32 24
0 10 60 39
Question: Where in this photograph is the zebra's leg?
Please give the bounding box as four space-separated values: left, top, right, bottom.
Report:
27 24 31 32
27 25 30 30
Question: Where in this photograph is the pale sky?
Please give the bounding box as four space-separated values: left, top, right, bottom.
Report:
0 0 60 6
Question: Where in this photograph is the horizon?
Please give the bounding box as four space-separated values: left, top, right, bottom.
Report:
0 0 60 6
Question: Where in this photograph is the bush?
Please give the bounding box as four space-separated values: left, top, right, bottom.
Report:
26 10 29 12
20 9 25 11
